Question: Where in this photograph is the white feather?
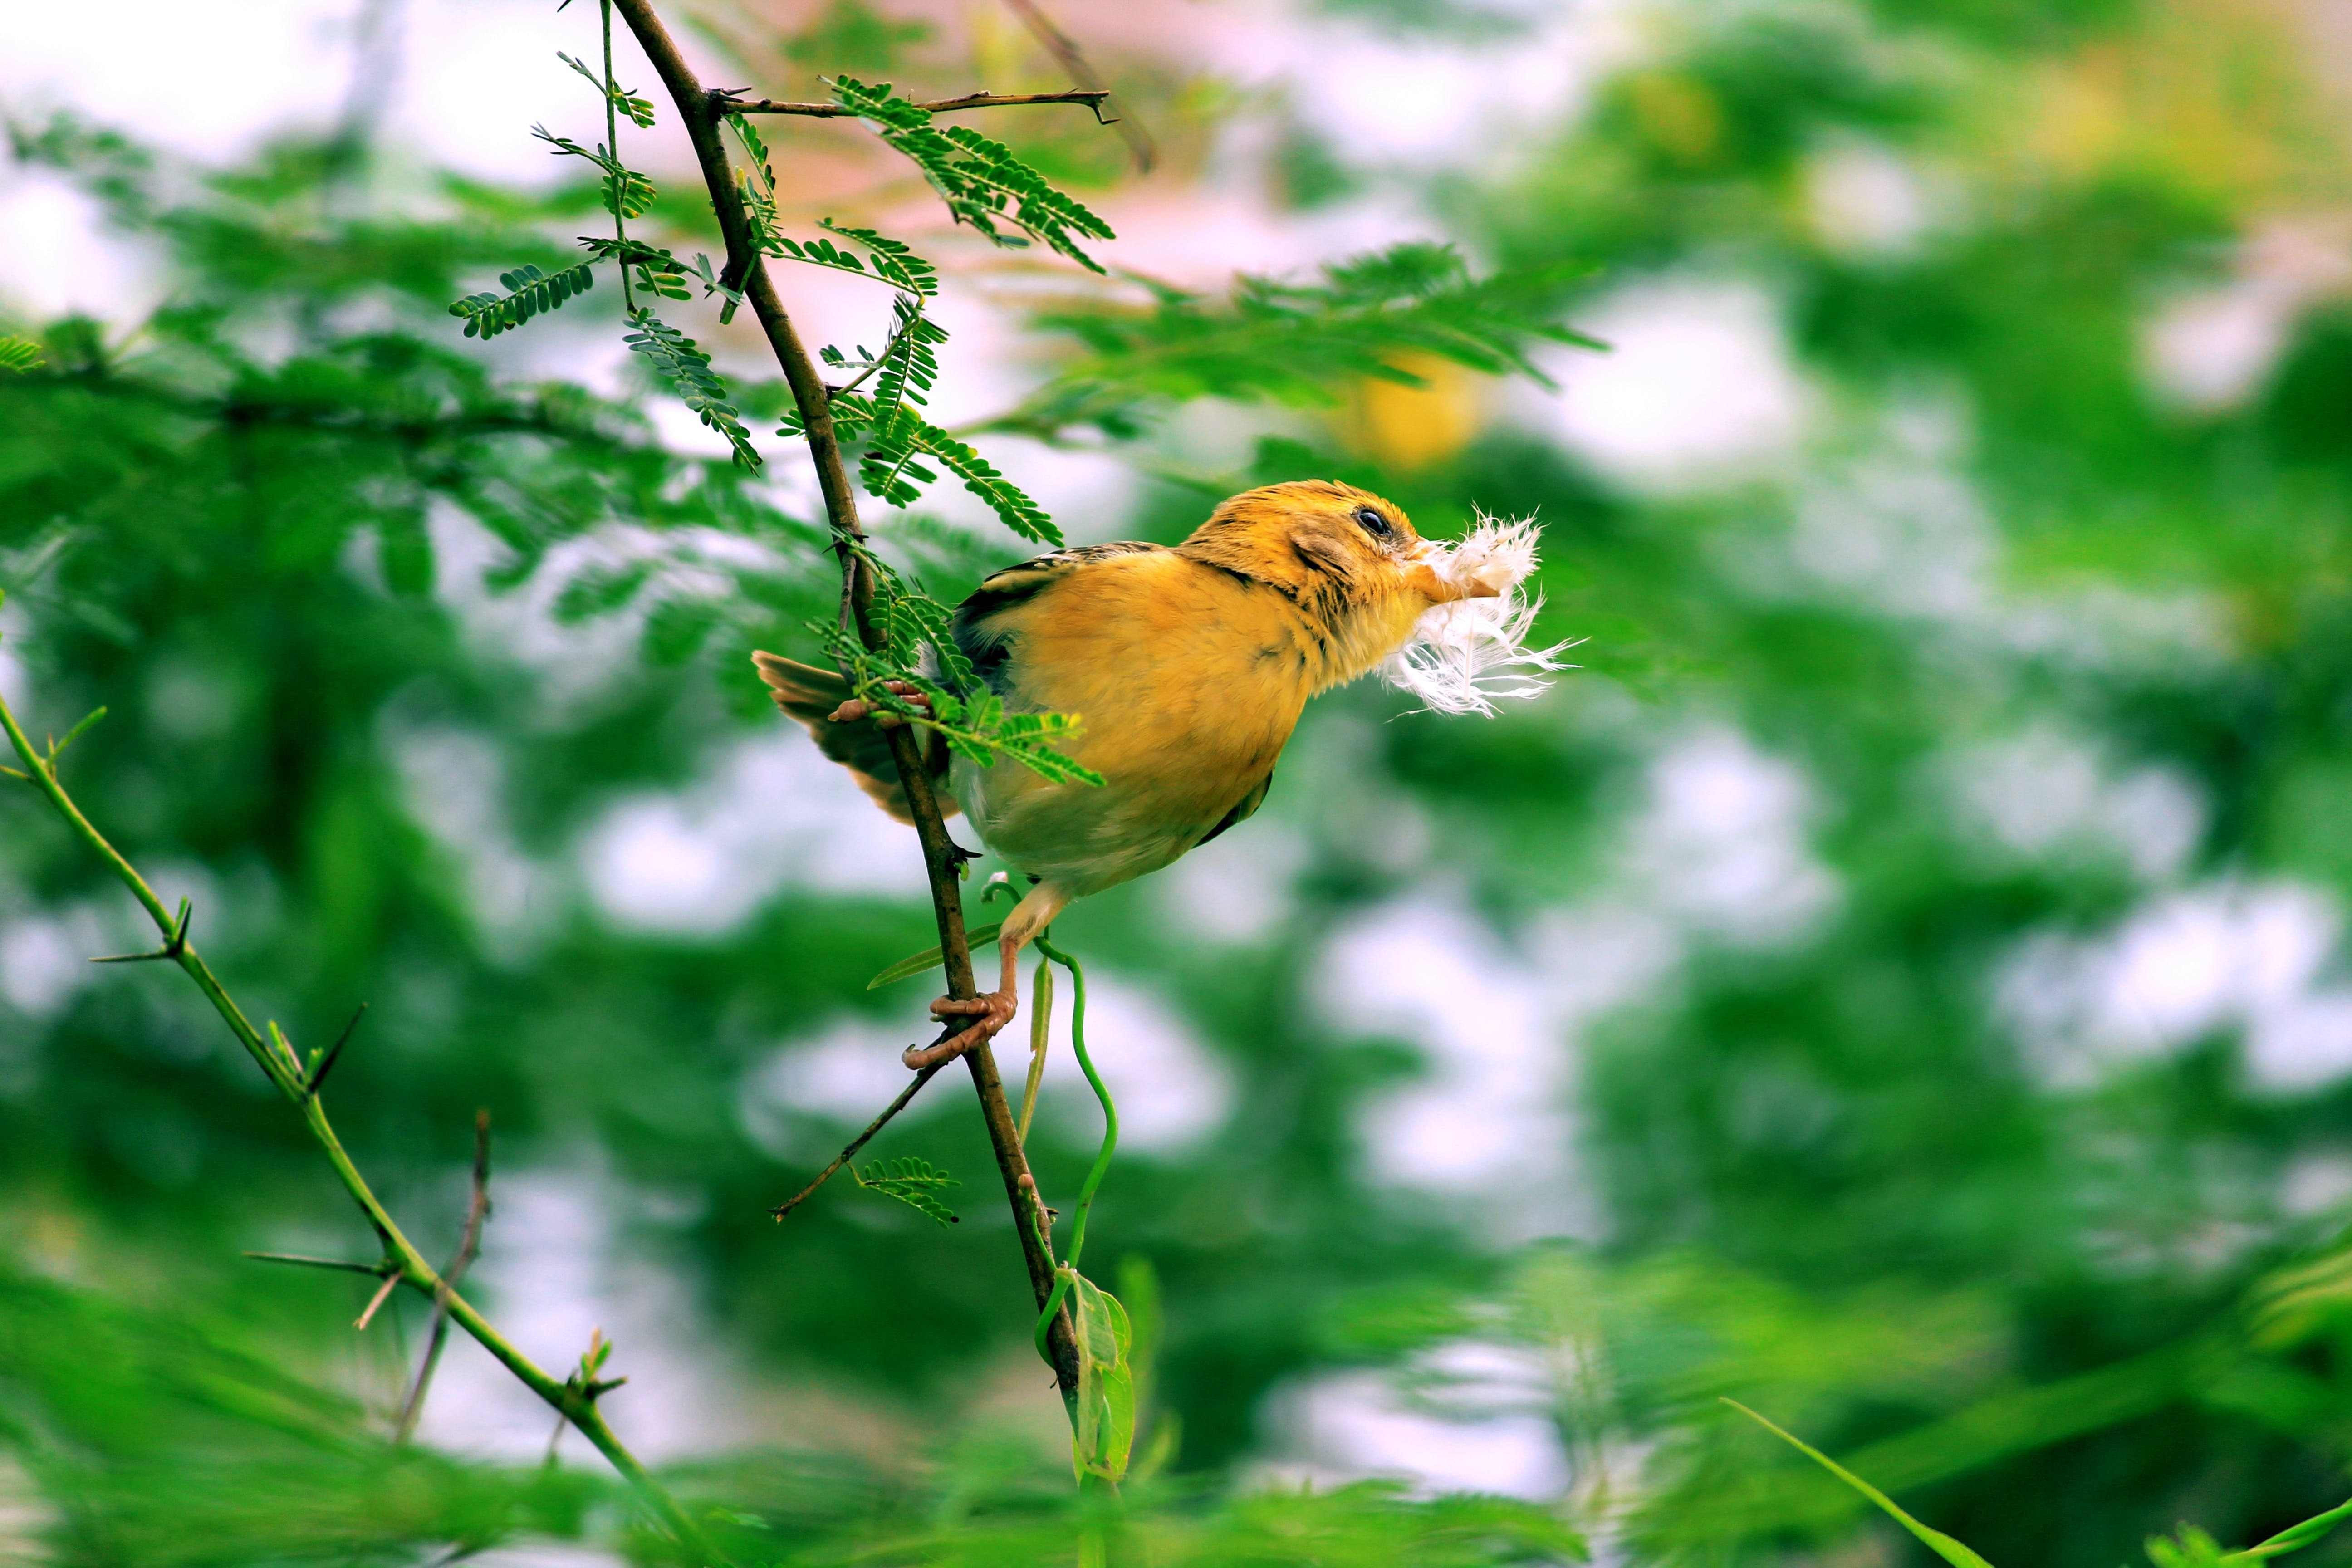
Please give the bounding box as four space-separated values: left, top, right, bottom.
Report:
1380 511 1577 716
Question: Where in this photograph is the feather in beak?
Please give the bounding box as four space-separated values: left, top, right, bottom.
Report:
1382 511 1577 715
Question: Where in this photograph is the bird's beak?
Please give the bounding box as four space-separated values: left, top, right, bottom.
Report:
1403 560 1502 605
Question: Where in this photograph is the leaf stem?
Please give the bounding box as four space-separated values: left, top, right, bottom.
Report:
1029 935 1116 1363
770 1061 946 1219
600 0 634 313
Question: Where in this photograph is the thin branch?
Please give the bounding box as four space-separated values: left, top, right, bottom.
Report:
1000 0 1155 173
0 680 722 1566
614 0 1085 1398
244 1251 397 1277
771 1062 947 1219
725 88 1111 120
395 1108 493 1443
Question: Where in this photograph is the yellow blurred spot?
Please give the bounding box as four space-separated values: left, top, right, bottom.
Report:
1343 353 1480 470
1627 72 1723 167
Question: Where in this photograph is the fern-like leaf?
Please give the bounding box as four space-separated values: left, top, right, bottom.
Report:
1000 240 1601 438
556 50 656 128
531 124 656 218
807 392 1059 545
574 236 691 300
853 1156 960 1226
0 336 44 373
828 78 1114 274
447 261 598 340
623 309 760 470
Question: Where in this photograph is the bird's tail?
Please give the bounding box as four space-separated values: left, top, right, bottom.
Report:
751 651 955 825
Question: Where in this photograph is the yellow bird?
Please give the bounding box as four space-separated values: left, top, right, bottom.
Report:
753 479 1526 1065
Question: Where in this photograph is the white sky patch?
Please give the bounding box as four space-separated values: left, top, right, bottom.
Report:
1252 2 1627 174
2282 1152 2352 1220
581 731 925 937
1254 1341 1569 1500
412 1166 764 1463
1315 893 1575 1200
1803 137 1936 260
1029 970 1234 1156
1541 278 1813 495
389 724 557 958
0 171 164 326
1625 728 1839 947
1784 440 1994 621
1156 818 1310 945
1999 880 2352 1092
2142 220 2352 413
739 1014 950 1159
0 906 108 1018
1943 727 2205 884
0 0 626 184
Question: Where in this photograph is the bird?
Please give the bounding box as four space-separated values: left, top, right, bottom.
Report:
753 479 1520 1067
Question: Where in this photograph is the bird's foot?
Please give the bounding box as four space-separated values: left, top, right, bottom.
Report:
829 681 931 728
902 989 1016 1069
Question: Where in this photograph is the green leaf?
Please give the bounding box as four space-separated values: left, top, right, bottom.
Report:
827 77 1115 274
552 560 655 623
867 921 1004 989
622 309 761 471
446 260 598 341
378 510 434 598
1724 1399 1998 1568
0 335 44 373
556 50 656 128
825 392 1062 545
1067 1269 1135 1484
641 595 720 665
998 240 1602 440
531 124 655 218
852 1156 960 1226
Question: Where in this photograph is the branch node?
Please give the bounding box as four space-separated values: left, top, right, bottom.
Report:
89 897 192 964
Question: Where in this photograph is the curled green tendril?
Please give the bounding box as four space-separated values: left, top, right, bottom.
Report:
1032 933 1116 1363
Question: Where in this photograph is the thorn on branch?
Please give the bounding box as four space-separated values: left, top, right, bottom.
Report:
89 897 192 964
244 1250 399 1277
307 1002 368 1094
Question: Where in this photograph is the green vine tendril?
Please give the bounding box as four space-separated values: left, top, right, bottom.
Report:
1031 933 1116 1363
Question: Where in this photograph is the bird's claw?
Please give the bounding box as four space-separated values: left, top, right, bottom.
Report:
902 989 1016 1069
829 681 931 728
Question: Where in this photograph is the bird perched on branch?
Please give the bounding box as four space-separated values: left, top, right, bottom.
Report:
754 479 1560 1066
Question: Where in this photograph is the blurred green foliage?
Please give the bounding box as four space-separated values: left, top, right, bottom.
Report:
9 0 2352 1563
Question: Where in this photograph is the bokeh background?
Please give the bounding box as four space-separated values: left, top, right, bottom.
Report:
9 0 2352 1562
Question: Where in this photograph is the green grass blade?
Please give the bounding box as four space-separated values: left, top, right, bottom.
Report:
1724 1399 1998 1568
866 921 1003 990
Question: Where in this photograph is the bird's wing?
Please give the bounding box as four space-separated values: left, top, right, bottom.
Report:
952 542 1170 693
1195 770 1275 848
750 651 953 825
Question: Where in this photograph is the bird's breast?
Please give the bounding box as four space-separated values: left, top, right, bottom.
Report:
956 554 1314 891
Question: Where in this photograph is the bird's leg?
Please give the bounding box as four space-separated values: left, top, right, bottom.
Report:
905 880 1072 1069
829 680 931 727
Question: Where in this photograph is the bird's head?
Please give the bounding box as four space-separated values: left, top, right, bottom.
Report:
1176 479 1502 606
1175 479 1506 688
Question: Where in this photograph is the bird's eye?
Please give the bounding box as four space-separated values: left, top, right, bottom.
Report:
1353 506 1392 537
